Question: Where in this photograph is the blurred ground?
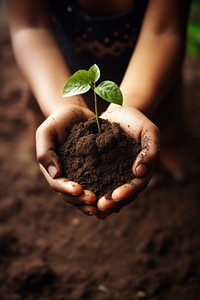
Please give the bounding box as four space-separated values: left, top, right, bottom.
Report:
0 3 200 300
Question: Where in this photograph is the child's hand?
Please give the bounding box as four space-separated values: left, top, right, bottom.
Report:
36 104 160 219
36 104 98 213
96 106 160 217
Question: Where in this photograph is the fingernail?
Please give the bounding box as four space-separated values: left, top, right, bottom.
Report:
47 164 57 178
136 164 147 178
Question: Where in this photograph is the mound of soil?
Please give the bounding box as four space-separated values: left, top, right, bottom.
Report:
59 117 141 198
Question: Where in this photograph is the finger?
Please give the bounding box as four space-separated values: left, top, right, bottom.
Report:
78 204 100 216
96 207 119 219
96 197 132 218
36 120 62 178
112 178 144 202
62 190 96 205
97 196 117 211
40 164 84 195
133 124 160 178
96 208 118 219
40 164 98 205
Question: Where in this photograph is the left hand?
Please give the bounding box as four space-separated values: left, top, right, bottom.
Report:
94 105 160 218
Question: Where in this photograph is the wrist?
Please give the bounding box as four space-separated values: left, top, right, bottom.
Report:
40 95 88 117
106 95 155 118
120 90 158 118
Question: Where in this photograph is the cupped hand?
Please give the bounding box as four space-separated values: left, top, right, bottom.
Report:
36 104 160 220
36 104 99 214
96 105 160 216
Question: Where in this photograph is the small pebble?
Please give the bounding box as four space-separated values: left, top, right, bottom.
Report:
136 290 147 299
98 284 110 294
71 217 80 225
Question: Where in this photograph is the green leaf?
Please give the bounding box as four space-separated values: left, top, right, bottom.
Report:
88 64 100 83
95 80 123 105
63 70 91 97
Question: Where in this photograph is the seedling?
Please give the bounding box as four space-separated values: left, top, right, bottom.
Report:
63 64 123 133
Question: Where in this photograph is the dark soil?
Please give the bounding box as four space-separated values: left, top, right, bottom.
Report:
59 117 141 198
0 4 200 300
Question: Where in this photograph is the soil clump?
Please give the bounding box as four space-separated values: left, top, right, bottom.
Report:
59 117 141 198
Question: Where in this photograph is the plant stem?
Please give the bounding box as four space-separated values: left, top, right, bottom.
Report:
93 83 101 134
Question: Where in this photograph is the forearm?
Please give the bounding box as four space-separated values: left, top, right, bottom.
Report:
119 32 185 118
11 27 87 117
111 0 191 118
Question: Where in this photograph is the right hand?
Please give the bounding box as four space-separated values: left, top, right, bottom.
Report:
36 104 100 215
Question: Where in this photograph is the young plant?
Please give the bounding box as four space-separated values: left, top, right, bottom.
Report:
63 64 123 133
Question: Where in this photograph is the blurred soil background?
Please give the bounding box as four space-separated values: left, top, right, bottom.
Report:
0 1 200 299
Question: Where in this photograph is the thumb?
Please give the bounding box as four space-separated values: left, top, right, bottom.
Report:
35 123 62 179
133 124 160 178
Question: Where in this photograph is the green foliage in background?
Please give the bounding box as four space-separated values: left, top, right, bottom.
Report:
187 0 200 56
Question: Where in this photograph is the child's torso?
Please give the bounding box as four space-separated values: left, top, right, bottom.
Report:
48 0 148 62
48 0 149 111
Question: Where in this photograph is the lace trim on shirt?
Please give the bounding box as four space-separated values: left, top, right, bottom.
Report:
74 36 137 57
